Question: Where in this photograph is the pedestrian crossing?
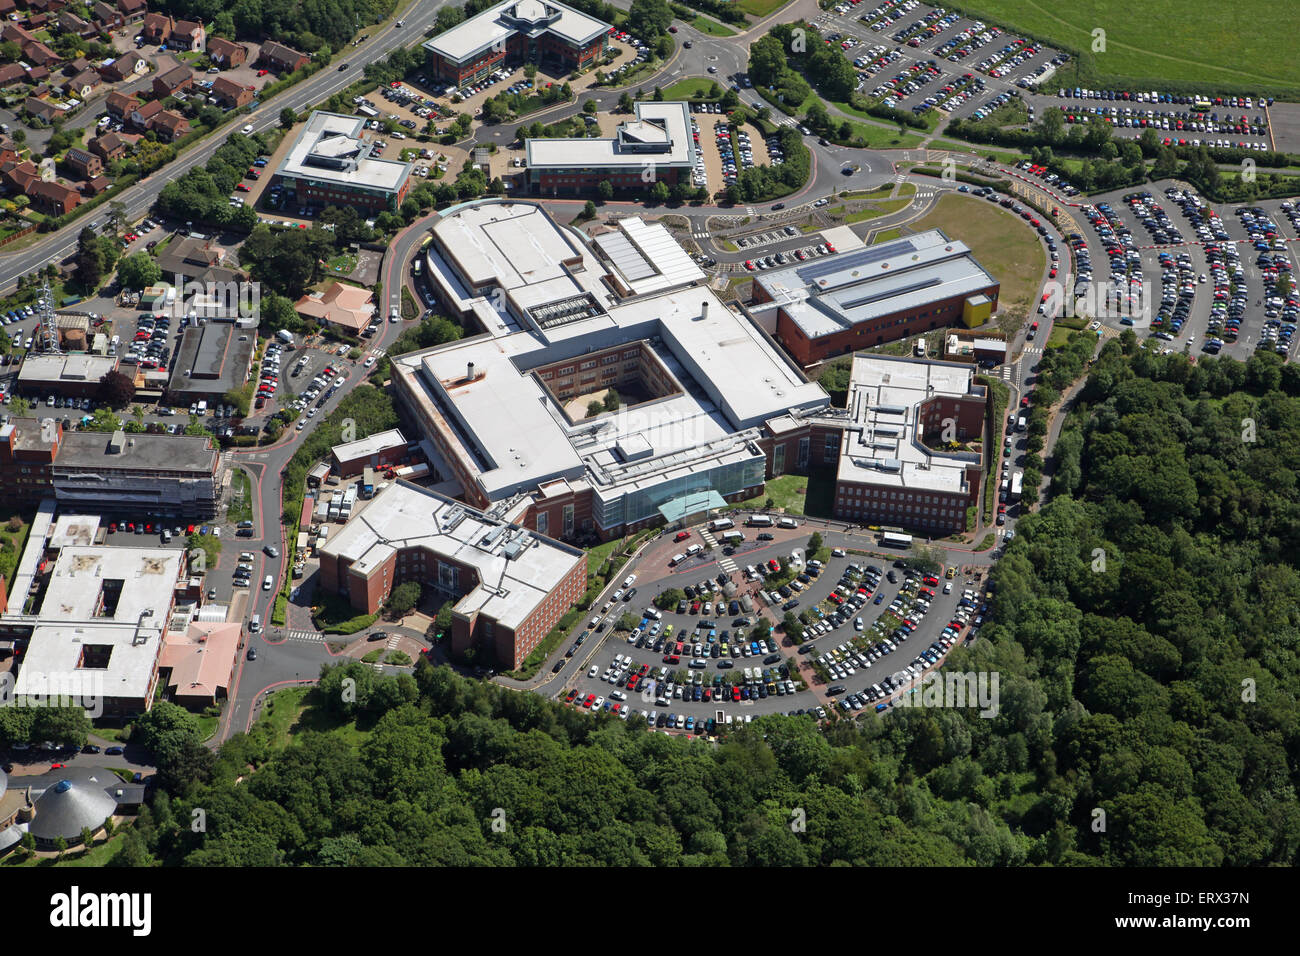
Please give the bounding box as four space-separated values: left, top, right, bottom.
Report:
1000 365 1012 380
1023 345 1043 355
717 555 739 574
368 347 387 358
699 528 718 549
692 230 709 239
284 629 323 643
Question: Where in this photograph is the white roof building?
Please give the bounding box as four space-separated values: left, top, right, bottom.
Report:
422 0 609 67
526 102 696 174
275 111 413 204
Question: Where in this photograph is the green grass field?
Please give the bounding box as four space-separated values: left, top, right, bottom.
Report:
660 77 718 99
691 15 736 36
945 1 1300 91
735 0 793 18
907 193 1045 315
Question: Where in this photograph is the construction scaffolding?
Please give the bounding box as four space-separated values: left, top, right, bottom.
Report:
35 278 61 354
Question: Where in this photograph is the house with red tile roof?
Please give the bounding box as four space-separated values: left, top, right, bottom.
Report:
206 36 247 68
28 179 81 215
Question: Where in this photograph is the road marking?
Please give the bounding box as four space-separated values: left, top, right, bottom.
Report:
286 629 323 643
1000 365 1011 380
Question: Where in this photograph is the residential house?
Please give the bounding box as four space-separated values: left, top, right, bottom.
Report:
170 19 204 52
152 64 191 100
128 98 162 129
25 65 49 84
29 0 69 14
92 1 122 30
28 179 81 215
62 67 99 99
98 51 149 83
58 10 96 37
89 131 129 162
258 41 308 74
0 160 40 194
0 0 14 18
27 13 51 30
1 24 34 46
22 41 59 68
62 147 101 180
84 174 110 196
206 37 247 68
209 75 252 109
0 63 26 88
105 90 140 119
141 12 171 44
149 109 188 142
0 136 19 165
116 0 147 22
23 96 62 122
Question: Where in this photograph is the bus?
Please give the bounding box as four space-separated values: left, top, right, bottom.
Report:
745 514 773 527
708 517 735 532
722 530 744 545
881 531 913 548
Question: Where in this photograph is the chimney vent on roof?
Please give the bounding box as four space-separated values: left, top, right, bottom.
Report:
467 361 475 381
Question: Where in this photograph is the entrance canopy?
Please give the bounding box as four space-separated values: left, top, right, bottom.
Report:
658 490 726 524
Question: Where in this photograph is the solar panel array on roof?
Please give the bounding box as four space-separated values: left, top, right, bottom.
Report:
796 238 916 285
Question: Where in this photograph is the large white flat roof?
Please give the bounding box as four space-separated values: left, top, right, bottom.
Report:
332 428 406 464
321 481 584 629
837 354 983 494
277 111 412 195
18 354 118 384
40 545 182 623
402 203 828 501
526 102 695 170
423 0 609 64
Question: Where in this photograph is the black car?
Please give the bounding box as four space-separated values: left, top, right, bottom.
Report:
338 62 349 70
81 744 102 754
757 532 774 541
551 659 566 673
782 599 799 611
623 587 637 601
827 685 846 695
105 746 125 756
367 631 388 642
247 647 258 661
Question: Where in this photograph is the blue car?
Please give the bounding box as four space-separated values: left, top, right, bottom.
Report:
874 593 884 604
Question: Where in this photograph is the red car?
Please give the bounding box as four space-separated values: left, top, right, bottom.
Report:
257 69 269 76
768 559 780 573
675 530 691 542
923 575 939 586
583 694 596 708
51 763 65 770
236 184 251 192
1020 395 1030 407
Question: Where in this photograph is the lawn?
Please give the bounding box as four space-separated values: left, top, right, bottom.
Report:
3 831 128 867
691 15 737 36
845 207 885 224
660 77 719 100
906 193 1046 318
870 228 902 243
325 253 357 275
734 0 793 17
942 0 1300 93
0 509 33 587
740 470 837 518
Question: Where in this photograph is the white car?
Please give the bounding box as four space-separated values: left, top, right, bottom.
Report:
364 356 376 367
240 124 254 135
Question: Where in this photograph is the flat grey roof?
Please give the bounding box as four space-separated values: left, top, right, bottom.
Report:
753 231 998 339
423 0 609 65
17 354 118 386
168 322 255 395
58 430 218 474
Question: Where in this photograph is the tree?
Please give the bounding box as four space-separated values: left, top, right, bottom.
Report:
618 91 634 113
807 531 823 555
583 99 598 114
117 252 162 291
616 612 639 631
651 180 671 203
75 227 105 290
385 581 422 619
653 85 664 102
655 588 685 610
597 179 614 201
132 701 201 767
625 0 672 39
603 388 621 411
583 199 597 219
586 400 605 418
98 370 136 409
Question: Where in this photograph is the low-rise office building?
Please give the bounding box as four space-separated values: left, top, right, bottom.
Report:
272 111 413 215
16 354 119 400
331 428 408 478
166 322 256 407
525 101 694 195
748 231 1000 367
422 0 608 88
318 481 587 669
